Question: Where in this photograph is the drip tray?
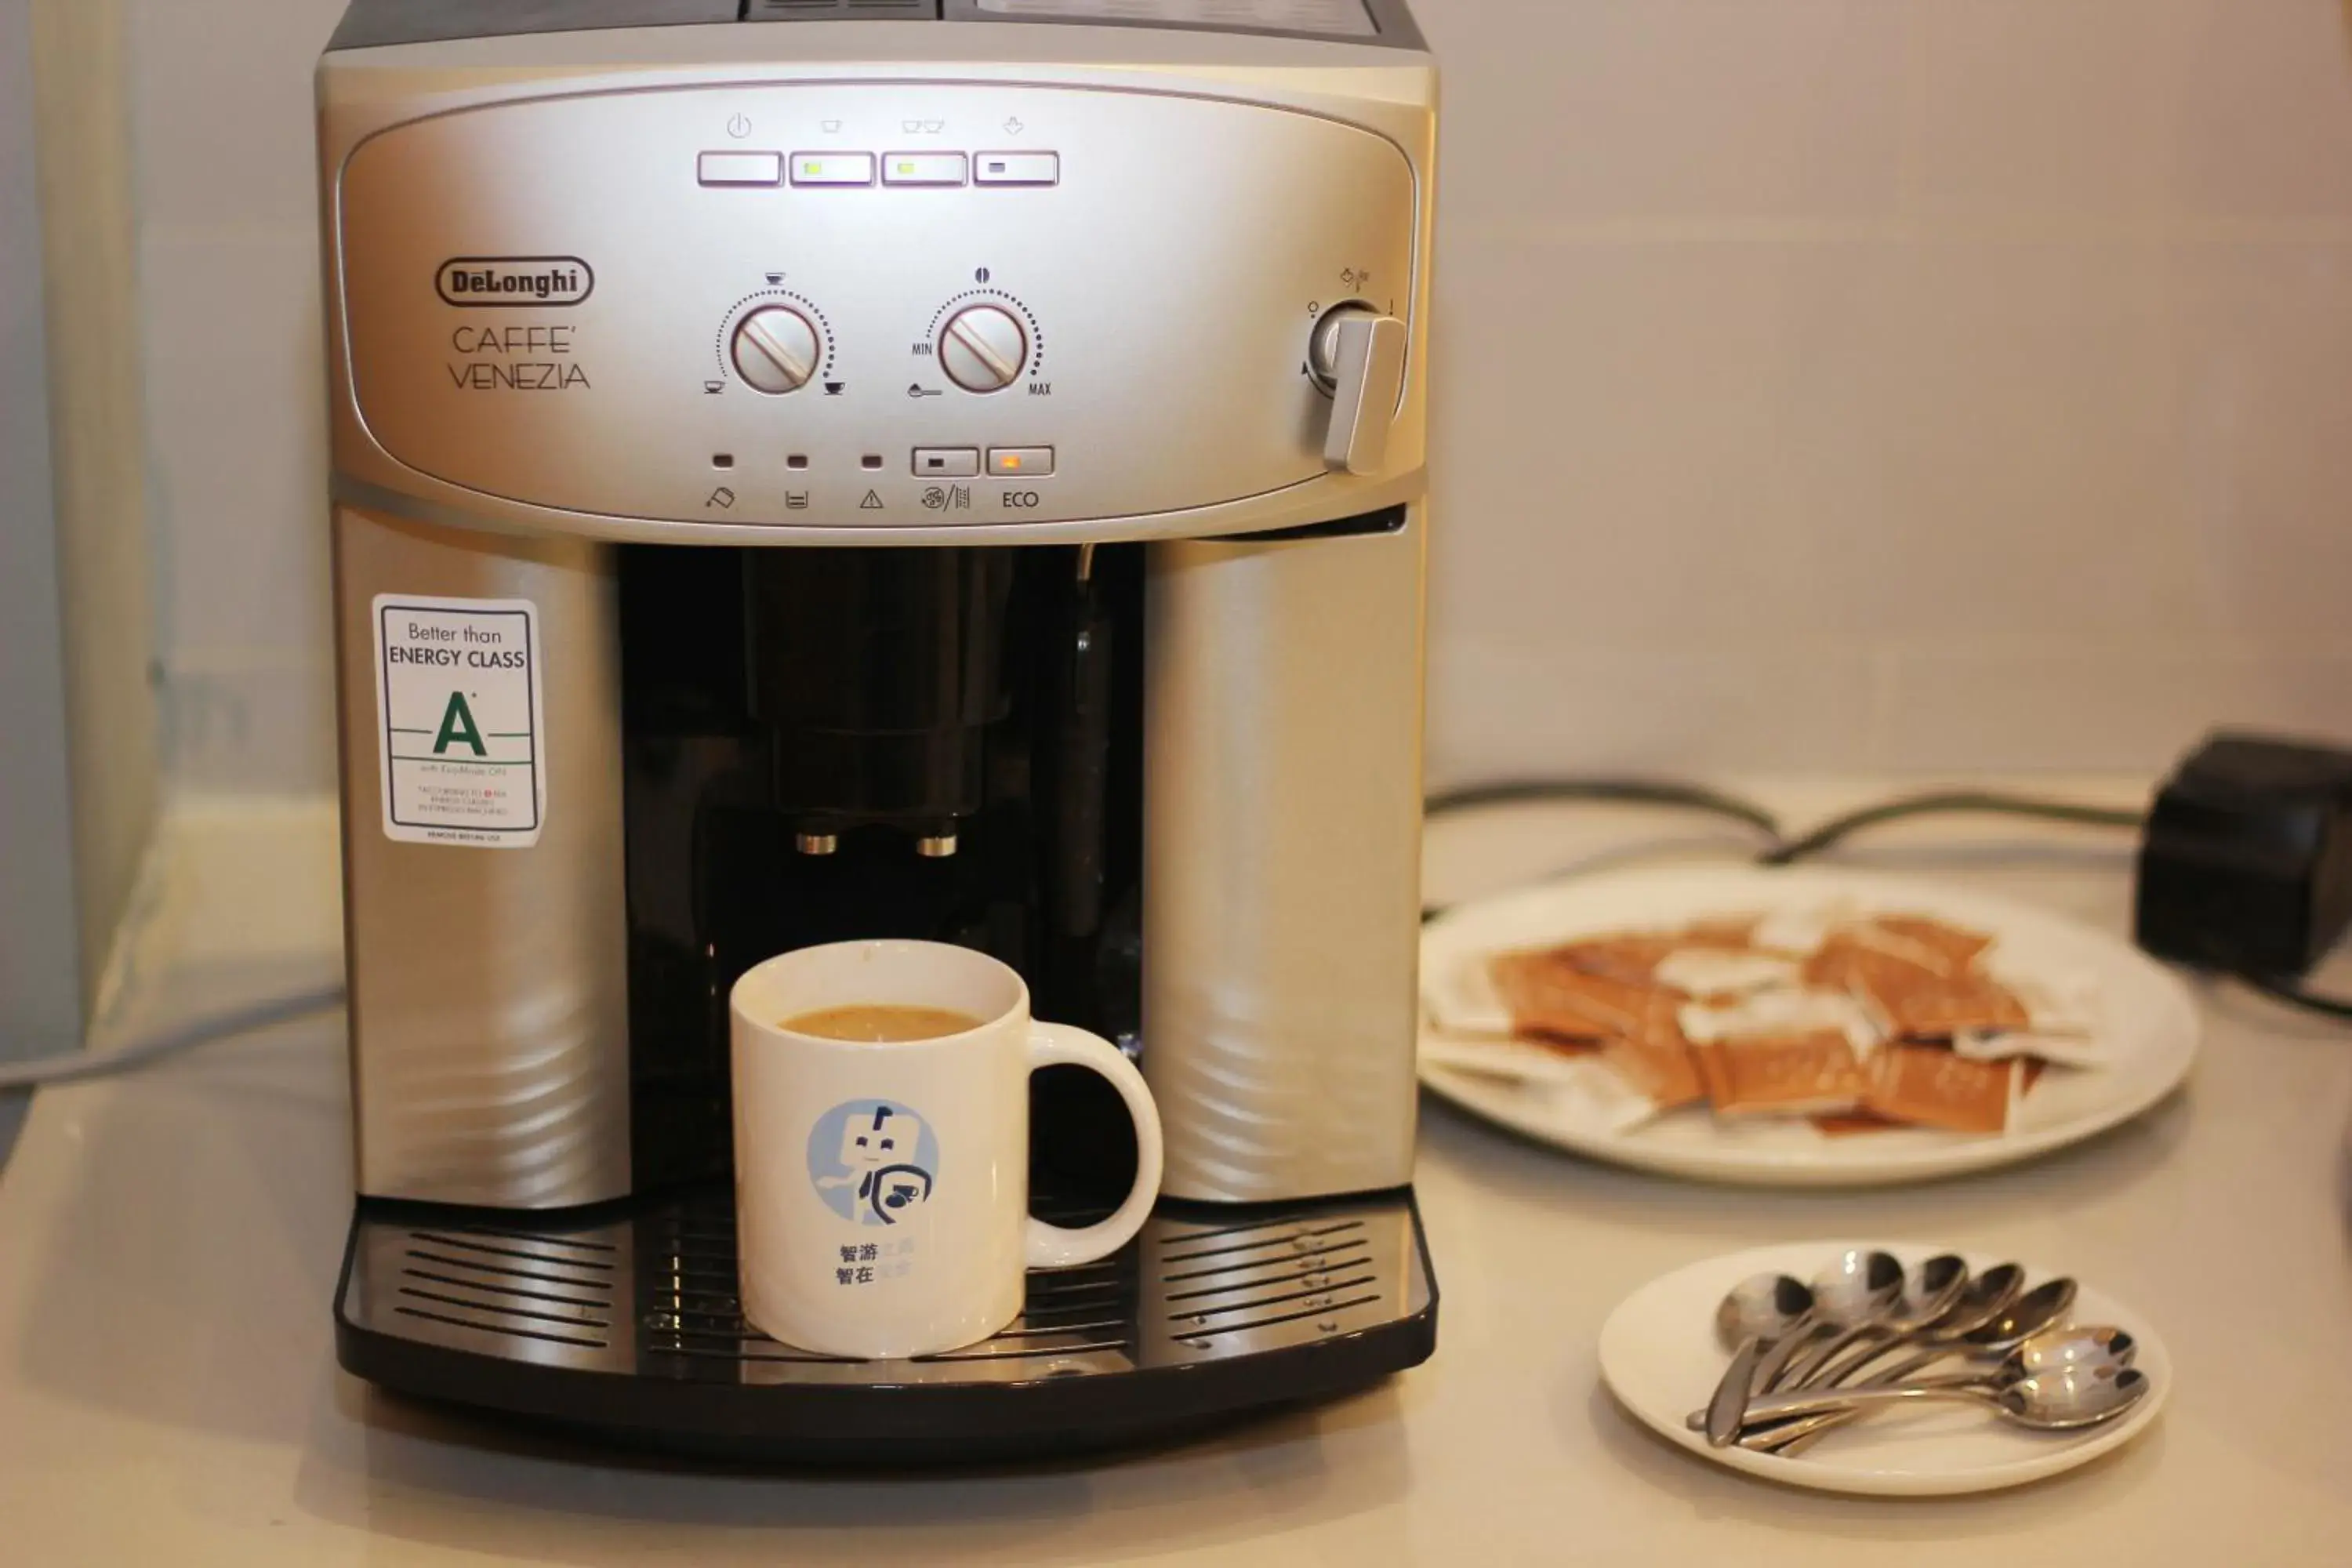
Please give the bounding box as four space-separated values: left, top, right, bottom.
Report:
336 1185 1438 1463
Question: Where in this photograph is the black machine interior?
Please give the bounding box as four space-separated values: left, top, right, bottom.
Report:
618 541 1146 1203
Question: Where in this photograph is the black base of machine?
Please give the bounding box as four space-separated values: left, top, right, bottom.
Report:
335 1185 1437 1465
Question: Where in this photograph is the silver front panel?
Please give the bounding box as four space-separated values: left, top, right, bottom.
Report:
323 22 1436 1210
318 24 1436 546
334 82 1414 534
1141 506 1425 1201
335 506 632 1205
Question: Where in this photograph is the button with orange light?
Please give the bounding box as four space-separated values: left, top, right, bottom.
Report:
987 446 1054 477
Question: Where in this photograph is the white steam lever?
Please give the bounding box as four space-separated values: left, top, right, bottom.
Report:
1316 308 1407 476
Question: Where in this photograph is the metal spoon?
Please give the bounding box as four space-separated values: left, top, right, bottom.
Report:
1746 1314 2121 1454
1721 1272 1817 1348
1691 1273 1813 1446
1795 1261 2026 1392
1745 1276 2076 1454
1703 1250 1900 1446
2017 1323 2132 1374
1873 1324 2137 1392
1748 1249 1904 1390
1774 1253 1968 1391
1813 1272 2076 1397
1738 1360 2150 1433
1963 1276 2080 1348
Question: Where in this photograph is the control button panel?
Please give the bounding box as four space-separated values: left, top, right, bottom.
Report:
339 81 1419 530
789 152 876 186
884 152 969 187
719 151 1050 188
913 447 981 477
698 151 782 187
988 446 1054 477
975 151 1059 186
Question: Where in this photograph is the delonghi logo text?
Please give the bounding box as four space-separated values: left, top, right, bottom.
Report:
435 256 593 307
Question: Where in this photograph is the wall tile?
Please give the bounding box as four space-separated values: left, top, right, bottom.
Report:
2168 0 2352 219
1428 641 1882 783
1913 0 2198 220
1429 234 2194 651
1879 643 2352 772
1414 0 1909 228
2163 242 2352 637
1428 216 2352 776
1430 236 1882 649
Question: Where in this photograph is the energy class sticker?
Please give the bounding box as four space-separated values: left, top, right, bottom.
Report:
372 594 546 848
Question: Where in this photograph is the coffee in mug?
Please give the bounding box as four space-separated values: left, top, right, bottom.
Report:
783 1004 984 1043
731 938 1164 1359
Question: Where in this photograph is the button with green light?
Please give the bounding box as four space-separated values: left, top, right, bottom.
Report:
788 152 875 187
882 152 968 187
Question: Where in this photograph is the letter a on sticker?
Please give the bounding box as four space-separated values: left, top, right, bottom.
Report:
433 691 487 757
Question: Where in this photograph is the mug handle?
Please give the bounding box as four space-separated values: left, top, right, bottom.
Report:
1024 1022 1165 1269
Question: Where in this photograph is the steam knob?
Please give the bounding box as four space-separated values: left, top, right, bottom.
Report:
1308 304 1406 476
938 304 1029 393
731 306 821 394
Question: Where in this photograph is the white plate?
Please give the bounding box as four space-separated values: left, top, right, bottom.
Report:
1597 1242 2172 1496
1419 865 2198 1187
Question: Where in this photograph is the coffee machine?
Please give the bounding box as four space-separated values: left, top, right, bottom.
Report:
321 0 1436 1459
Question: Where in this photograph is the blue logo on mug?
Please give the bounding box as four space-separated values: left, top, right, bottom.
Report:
808 1100 938 1225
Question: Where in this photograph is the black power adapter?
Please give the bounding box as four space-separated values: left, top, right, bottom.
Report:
2134 731 2352 982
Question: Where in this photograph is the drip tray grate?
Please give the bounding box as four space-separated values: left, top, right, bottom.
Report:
337 1186 1436 1461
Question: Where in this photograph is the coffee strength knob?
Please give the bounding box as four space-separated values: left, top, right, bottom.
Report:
937 305 1029 393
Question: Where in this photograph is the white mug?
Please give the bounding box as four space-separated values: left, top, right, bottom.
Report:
729 938 1164 1359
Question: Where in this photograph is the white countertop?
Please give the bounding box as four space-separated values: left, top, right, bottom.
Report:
4 786 2350 1565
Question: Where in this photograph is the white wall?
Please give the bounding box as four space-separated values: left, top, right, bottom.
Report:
1 0 82 1047
130 0 2352 791
1426 0 2352 782
132 0 342 792
18 0 161 1029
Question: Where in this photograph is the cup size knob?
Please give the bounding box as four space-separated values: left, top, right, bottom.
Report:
731 306 821 394
937 304 1029 393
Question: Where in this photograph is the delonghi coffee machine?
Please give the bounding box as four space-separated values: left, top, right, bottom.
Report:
320 0 1436 1459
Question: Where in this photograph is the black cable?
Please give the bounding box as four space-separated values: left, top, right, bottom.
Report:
1420 778 1785 921
2229 971 2352 1022
1425 779 2145 864
1424 778 1783 840
1759 790 2144 866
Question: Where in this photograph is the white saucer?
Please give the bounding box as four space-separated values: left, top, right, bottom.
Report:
1597 1242 2172 1496
1420 865 2200 1187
